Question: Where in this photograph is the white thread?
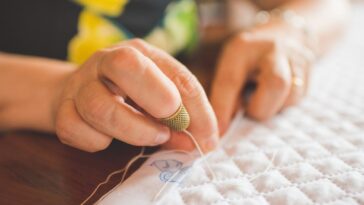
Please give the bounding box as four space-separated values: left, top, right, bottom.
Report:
81 169 123 205
152 167 183 201
249 150 278 182
81 147 147 205
119 147 146 183
183 130 217 180
153 130 217 202
82 130 217 204
81 148 196 204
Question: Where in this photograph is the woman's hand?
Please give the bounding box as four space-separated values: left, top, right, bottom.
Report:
54 39 219 152
210 23 315 134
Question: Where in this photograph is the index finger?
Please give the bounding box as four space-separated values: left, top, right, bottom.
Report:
210 37 250 135
98 46 181 119
121 39 219 152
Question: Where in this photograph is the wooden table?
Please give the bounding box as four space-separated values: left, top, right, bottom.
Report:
0 46 220 205
0 131 150 205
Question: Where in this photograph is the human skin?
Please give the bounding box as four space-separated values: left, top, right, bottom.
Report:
210 0 350 134
0 40 219 153
0 0 349 152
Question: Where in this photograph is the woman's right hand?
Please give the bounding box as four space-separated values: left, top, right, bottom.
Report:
53 39 219 153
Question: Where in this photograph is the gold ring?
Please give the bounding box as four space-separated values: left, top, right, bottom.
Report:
292 76 304 88
160 104 190 131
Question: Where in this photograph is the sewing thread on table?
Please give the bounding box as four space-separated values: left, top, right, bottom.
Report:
81 147 148 205
81 130 217 204
82 149 193 205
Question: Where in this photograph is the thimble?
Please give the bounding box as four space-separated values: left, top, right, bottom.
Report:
160 104 190 131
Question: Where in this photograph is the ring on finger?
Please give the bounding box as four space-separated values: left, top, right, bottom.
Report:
291 76 304 89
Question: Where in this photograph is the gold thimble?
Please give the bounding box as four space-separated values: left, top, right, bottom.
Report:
160 104 190 131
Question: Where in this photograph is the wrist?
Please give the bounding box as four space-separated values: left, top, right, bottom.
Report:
27 61 75 133
47 65 75 132
250 9 318 55
250 16 302 41
0 54 75 132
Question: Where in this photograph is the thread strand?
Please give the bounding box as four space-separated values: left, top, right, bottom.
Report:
82 130 218 204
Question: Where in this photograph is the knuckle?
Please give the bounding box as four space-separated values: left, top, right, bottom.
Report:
173 70 203 99
247 105 274 122
270 72 290 90
86 50 108 67
85 138 112 153
85 96 113 123
55 117 73 145
109 47 140 68
249 110 271 122
267 38 282 52
128 38 148 49
92 49 108 59
231 33 249 46
126 38 153 56
225 33 252 51
108 46 146 75
218 72 242 89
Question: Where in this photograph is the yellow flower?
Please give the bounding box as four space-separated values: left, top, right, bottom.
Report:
68 10 125 64
145 0 198 55
75 0 128 16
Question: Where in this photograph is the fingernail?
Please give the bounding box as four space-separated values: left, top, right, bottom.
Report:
154 128 170 145
204 138 218 152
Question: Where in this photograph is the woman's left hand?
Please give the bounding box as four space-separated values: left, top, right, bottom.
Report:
210 23 315 134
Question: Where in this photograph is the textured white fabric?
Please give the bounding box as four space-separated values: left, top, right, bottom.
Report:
98 6 364 205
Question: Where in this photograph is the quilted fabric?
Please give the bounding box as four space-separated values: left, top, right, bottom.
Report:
97 5 364 205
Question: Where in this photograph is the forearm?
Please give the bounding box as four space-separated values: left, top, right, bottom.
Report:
0 53 75 132
258 0 350 55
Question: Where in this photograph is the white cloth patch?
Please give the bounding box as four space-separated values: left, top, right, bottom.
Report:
97 6 364 205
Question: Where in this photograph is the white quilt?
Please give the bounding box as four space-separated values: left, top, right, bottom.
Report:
97 6 364 205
